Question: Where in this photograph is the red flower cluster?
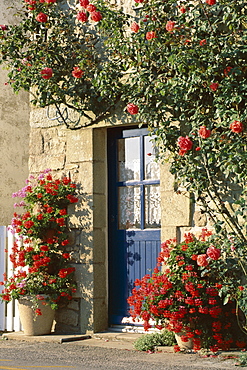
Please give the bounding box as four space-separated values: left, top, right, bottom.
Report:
0 170 78 312
77 1 102 23
177 136 193 156
128 231 246 351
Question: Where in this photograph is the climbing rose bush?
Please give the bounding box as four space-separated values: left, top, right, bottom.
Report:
0 169 78 313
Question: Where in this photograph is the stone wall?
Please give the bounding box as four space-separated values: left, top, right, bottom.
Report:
0 0 30 226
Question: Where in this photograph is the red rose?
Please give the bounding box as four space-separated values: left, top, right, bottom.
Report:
36 12 48 23
198 126 211 139
126 103 139 115
79 0 89 7
135 0 144 2
166 21 175 32
40 67 53 79
230 120 243 133
206 245 221 260
76 11 88 22
209 82 219 91
224 66 232 76
24 220 34 229
146 31 157 40
45 0 56 3
199 39 206 46
179 7 186 13
72 66 84 78
91 11 102 22
177 136 193 153
206 0 216 4
0 25 8 31
197 254 208 267
86 4 97 12
130 22 140 33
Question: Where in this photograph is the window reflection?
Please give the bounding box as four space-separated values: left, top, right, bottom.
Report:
118 137 140 182
118 186 140 229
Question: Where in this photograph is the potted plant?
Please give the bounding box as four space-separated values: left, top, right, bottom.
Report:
128 229 247 352
0 169 78 335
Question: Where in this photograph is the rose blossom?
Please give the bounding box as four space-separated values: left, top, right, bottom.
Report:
86 4 97 12
0 25 8 31
206 0 216 4
166 21 175 32
198 126 211 139
130 22 140 33
72 66 84 78
200 39 206 46
36 12 48 23
197 254 208 267
79 0 89 7
146 31 157 40
230 120 243 133
209 82 219 91
76 11 88 22
126 103 139 115
206 245 221 260
177 136 193 152
40 67 53 79
91 11 102 22
179 7 186 13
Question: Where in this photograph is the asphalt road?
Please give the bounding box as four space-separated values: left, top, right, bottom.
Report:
0 339 244 370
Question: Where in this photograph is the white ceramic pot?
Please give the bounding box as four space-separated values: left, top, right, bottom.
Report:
18 295 55 336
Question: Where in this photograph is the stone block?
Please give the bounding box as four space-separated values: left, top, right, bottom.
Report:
92 297 108 333
160 162 175 192
93 128 106 162
93 161 106 195
29 129 43 155
93 263 107 299
161 191 191 227
93 194 106 229
67 128 93 163
29 153 65 172
55 308 78 327
193 210 207 227
72 162 93 194
161 226 178 242
93 229 106 264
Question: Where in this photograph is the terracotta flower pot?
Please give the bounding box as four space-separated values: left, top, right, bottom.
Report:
18 296 55 336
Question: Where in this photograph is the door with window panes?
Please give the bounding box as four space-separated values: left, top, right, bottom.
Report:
108 128 161 325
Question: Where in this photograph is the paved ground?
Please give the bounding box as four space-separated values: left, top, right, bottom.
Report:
0 331 246 369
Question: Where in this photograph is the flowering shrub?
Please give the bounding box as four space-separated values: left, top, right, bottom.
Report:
0 169 78 314
128 230 247 352
0 0 126 127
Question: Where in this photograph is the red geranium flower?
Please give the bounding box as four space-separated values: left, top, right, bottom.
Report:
76 11 88 22
91 11 102 22
72 66 84 78
209 82 219 91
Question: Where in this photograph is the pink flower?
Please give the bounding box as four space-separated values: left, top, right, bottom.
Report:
197 254 208 267
177 136 193 154
166 21 175 32
209 82 219 91
198 126 211 139
126 103 139 115
206 0 216 4
72 66 84 78
76 11 88 22
36 12 48 23
86 4 97 12
40 67 53 79
146 31 157 40
130 22 140 33
79 0 89 7
206 245 221 260
91 11 102 22
0 25 8 31
230 120 243 133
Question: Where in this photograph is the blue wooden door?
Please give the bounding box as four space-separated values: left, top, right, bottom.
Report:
108 127 161 325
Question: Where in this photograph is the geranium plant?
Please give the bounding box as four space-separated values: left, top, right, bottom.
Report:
0 169 78 315
128 230 247 352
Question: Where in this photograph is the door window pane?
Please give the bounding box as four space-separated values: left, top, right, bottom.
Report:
118 137 140 181
118 186 140 229
145 185 161 228
144 136 159 180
